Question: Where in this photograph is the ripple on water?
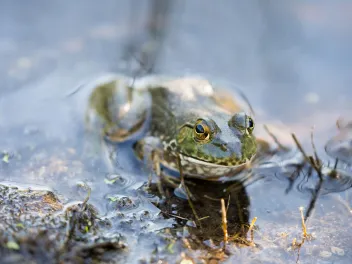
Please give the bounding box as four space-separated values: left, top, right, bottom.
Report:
325 121 352 164
264 147 352 196
104 173 134 190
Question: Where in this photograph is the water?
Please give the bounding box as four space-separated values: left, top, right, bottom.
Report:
1 1 352 263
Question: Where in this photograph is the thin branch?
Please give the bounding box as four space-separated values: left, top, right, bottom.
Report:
221 198 228 246
264 124 288 151
177 155 202 229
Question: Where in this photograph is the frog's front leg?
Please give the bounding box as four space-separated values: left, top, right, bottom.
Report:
136 137 181 193
134 136 168 196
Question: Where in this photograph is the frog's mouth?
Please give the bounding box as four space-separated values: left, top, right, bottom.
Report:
179 153 254 168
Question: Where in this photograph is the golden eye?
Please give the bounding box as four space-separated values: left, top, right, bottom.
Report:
194 120 210 141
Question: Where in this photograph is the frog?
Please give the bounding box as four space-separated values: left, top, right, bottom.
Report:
85 75 258 182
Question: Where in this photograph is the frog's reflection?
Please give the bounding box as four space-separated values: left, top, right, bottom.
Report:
149 178 250 244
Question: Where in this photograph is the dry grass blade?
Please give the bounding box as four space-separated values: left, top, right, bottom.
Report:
292 133 324 220
299 207 308 238
82 185 92 209
177 155 202 229
220 198 228 246
226 194 231 213
236 89 256 117
291 133 322 178
248 217 257 242
291 207 313 263
198 216 210 221
60 185 92 254
182 238 192 250
264 124 288 151
291 133 309 161
150 150 166 197
161 211 191 221
328 158 339 178
310 127 321 168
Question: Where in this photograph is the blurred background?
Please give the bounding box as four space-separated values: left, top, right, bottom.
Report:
0 0 351 148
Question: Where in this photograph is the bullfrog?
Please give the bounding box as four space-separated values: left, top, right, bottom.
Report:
85 75 257 181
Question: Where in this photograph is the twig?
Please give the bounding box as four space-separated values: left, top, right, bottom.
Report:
292 133 322 178
305 177 323 221
292 133 324 220
182 238 192 250
226 194 231 213
60 184 92 254
152 150 165 198
329 158 339 178
310 127 320 168
62 210 78 251
161 211 191 221
236 89 256 117
291 134 310 161
299 207 308 238
177 155 202 229
220 198 228 246
82 185 91 209
203 195 221 201
264 124 288 151
248 217 257 242
333 158 339 170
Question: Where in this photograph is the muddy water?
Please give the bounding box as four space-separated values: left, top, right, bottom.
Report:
1 1 352 263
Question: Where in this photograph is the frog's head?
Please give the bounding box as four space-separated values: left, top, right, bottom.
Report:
176 112 257 167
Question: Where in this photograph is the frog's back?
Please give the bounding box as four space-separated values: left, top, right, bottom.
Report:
147 77 244 131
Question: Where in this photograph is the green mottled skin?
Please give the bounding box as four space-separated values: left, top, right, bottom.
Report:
87 77 257 180
148 87 256 164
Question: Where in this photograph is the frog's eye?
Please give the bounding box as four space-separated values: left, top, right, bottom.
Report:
194 120 211 142
230 112 255 134
247 116 254 133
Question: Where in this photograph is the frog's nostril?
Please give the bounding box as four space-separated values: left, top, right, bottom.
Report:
220 144 228 152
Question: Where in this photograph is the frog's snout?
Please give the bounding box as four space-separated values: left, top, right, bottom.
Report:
220 141 241 154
